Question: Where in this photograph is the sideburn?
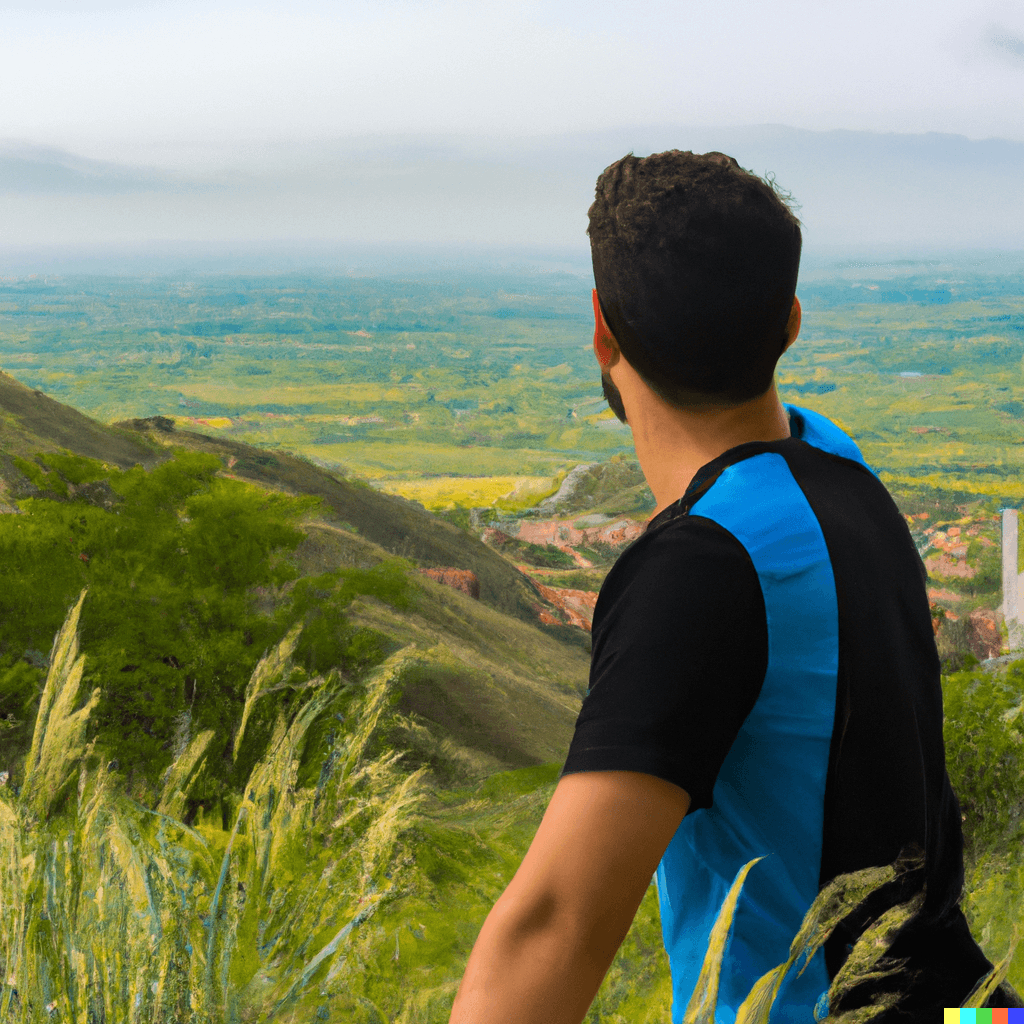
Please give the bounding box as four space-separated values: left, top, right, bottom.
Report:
602 370 628 424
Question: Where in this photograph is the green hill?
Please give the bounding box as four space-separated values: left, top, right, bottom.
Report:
111 413 577 630
0 369 590 796
0 368 586 633
0 369 672 1024
0 369 164 472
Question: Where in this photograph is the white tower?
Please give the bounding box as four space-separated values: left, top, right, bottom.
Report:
1001 508 1024 652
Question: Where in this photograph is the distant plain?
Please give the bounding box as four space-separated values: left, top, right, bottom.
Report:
2 253 1024 507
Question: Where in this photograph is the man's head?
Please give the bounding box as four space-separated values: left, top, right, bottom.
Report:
589 150 802 412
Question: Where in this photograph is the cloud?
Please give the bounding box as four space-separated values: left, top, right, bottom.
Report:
3 1 1024 151
986 24 1024 67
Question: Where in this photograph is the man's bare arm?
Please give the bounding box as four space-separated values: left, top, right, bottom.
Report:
449 769 691 1024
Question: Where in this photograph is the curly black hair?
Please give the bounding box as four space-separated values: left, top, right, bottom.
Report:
588 150 802 408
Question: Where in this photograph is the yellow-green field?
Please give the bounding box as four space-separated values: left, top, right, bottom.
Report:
880 471 1024 503
173 380 421 404
375 474 560 510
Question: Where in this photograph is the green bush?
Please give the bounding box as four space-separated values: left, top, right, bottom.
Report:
12 454 67 496
575 542 618 565
489 534 577 568
523 542 577 568
0 450 416 804
283 565 411 680
434 507 473 531
537 569 606 591
943 662 1024 867
37 450 110 485
965 539 1002 596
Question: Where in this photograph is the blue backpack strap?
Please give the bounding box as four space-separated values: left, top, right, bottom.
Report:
785 404 878 479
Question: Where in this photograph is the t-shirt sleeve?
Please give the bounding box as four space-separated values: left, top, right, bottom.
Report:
559 514 768 812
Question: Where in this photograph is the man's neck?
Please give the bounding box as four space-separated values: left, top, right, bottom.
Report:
631 386 793 519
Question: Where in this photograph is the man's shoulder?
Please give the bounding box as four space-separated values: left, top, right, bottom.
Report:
599 512 762 607
632 507 757 555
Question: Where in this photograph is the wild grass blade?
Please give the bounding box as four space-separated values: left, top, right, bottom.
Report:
20 588 101 823
245 684 333 903
27 588 86 760
821 890 925 1022
234 622 304 762
352 763 428 886
961 926 1021 1007
263 894 388 1020
681 856 765 1024
0 789 27 1019
733 856 925 1023
238 714 381 1012
198 658 343 1017
821 993 907 1024
103 808 163 936
231 652 431 1021
204 793 250 1005
157 727 215 820
337 647 418 786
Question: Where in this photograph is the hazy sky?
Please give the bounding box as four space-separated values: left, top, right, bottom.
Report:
2 0 1024 257
3 0 1024 159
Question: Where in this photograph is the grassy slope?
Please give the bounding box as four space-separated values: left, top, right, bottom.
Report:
0 372 613 1021
0 367 587 637
261 514 589 785
0 369 591 784
116 416 586 632
0 369 164 472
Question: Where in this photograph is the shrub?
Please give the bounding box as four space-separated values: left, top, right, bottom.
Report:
942 662 1024 867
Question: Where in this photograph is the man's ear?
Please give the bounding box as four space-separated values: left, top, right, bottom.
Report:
592 289 619 367
782 295 801 354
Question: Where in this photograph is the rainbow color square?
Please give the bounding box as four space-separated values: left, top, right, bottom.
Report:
943 1010 1024 1022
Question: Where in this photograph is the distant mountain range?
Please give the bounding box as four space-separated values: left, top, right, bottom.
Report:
1 124 1023 263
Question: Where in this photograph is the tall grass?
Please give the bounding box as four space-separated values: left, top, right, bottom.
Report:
0 591 1018 1021
0 589 429 1023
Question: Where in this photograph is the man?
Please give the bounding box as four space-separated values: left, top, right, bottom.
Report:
448 150 1017 1023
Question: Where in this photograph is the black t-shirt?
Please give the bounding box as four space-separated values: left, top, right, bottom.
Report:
560 408 993 1019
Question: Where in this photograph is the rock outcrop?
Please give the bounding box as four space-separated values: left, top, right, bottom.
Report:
530 581 598 632
930 598 1004 662
485 516 645 551
537 463 599 509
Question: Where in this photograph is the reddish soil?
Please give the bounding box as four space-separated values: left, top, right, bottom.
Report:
966 609 1002 661
925 553 975 578
489 516 645 551
531 581 599 631
418 567 480 600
